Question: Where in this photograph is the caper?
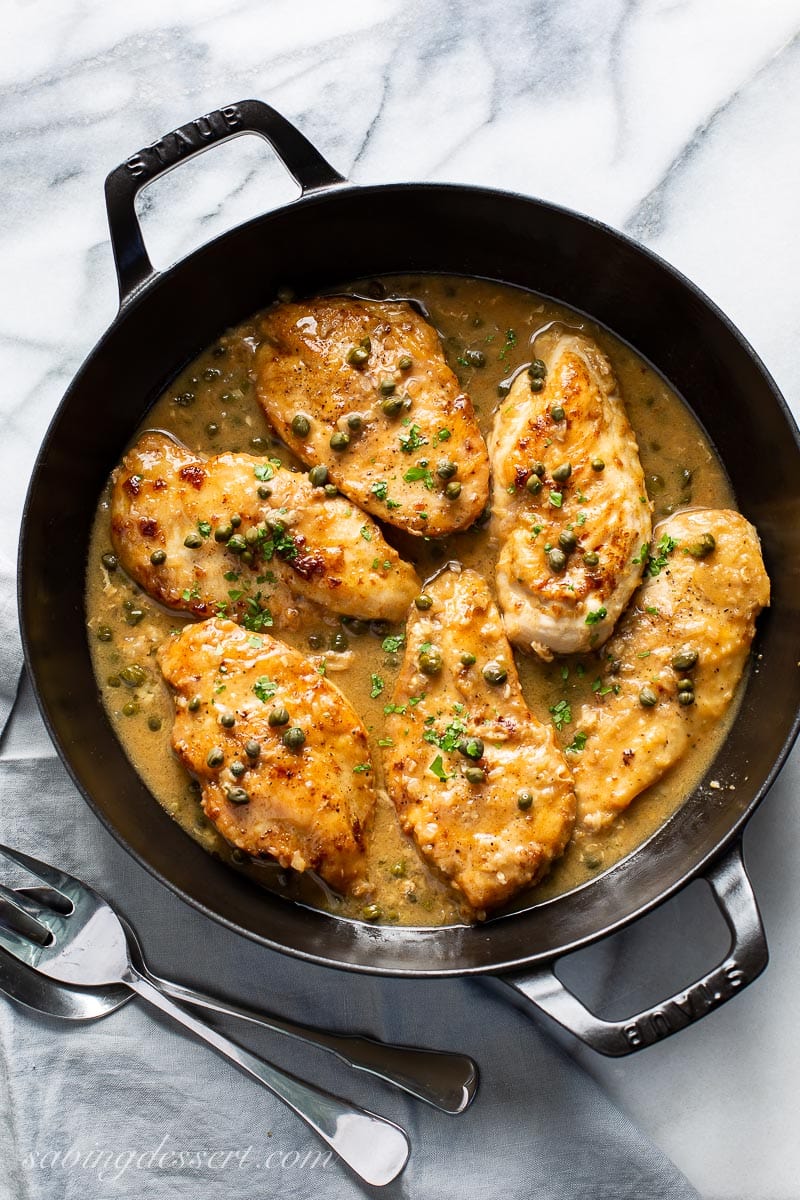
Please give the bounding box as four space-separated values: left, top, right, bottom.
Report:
330 631 349 652
230 760 246 778
291 413 311 437
276 285 295 303
552 462 572 483
464 766 486 785
528 358 547 379
381 395 404 417
677 678 694 692
96 625 113 642
436 461 458 480
517 791 534 811
391 860 406 877
464 349 486 368
324 484 339 497
341 617 367 635
123 606 145 626
346 345 369 367
206 422 220 437
639 686 658 708
250 436 268 451
122 701 139 717
219 712 236 728
531 461 546 477
346 413 363 431
445 481 462 500
283 727 306 752
269 706 290 727
419 648 443 675
307 632 325 650
483 661 507 685
147 715 162 732
230 514 242 528
107 675 121 688
526 474 542 495
530 378 544 393
244 526 261 545
379 379 396 396
558 529 578 552
120 664 146 688
686 533 716 559
362 903 382 921
672 647 699 671
101 552 118 571
551 405 566 422
245 739 261 758
214 524 233 543
188 696 201 712
207 747 224 768
414 594 433 610
257 485 272 500
226 787 249 805
398 355 413 370
174 391 195 407
308 465 328 488
226 534 247 555
591 458 605 472
460 652 477 667
184 532 203 549
330 431 350 451
548 548 568 573
678 690 695 706
458 737 484 761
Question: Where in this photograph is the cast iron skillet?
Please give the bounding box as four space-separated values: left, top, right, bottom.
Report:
18 100 800 1056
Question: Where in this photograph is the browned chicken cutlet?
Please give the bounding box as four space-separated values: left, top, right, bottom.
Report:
572 509 769 831
253 296 490 536
490 331 651 658
158 618 376 893
382 567 576 913
110 432 420 626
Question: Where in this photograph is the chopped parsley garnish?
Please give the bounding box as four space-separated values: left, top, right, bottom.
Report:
593 678 614 697
384 702 407 715
585 606 608 626
386 498 402 509
429 754 452 781
399 424 428 454
404 463 435 490
498 328 517 361
317 658 327 676
377 737 394 748
566 731 588 753
224 570 240 582
247 635 263 649
260 522 297 562
197 520 212 538
646 534 679 577
408 694 426 706
353 763 371 774
181 583 201 602
433 428 452 445
254 463 274 481
253 676 278 702
370 674 385 699
549 491 563 508
645 605 659 615
560 665 570 681
371 480 388 501
382 634 405 654
424 719 466 752
360 525 372 542
549 699 572 731
242 595 274 631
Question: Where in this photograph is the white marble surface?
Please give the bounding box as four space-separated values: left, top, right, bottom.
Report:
3 1 800 1196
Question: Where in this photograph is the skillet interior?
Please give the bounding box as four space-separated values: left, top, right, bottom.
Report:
19 183 800 975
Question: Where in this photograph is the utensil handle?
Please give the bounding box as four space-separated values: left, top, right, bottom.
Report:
124 971 409 1186
149 971 476 1114
104 98 346 305
493 840 767 1056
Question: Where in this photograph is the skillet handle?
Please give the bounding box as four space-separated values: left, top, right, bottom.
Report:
492 841 767 1056
104 98 347 306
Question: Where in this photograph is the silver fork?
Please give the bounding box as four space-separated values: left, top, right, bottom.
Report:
0 844 409 1187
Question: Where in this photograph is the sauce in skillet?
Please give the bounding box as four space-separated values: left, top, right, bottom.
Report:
86 275 739 926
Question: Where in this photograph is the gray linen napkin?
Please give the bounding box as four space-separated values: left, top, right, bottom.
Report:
0 545 699 1200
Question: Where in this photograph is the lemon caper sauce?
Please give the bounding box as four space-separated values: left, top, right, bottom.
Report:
87 276 737 926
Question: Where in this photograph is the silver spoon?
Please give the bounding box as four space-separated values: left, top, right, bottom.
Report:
3 888 476 1114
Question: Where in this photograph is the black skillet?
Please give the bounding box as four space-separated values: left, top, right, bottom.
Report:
19 100 800 1055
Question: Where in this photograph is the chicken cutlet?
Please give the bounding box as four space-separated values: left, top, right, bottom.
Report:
110 432 420 626
382 566 576 912
572 509 769 831
253 296 490 536
158 618 376 892
490 331 651 657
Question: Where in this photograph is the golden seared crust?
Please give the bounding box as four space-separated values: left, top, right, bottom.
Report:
157 618 376 893
573 509 770 831
490 332 651 657
382 567 576 912
254 297 490 536
110 432 420 626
